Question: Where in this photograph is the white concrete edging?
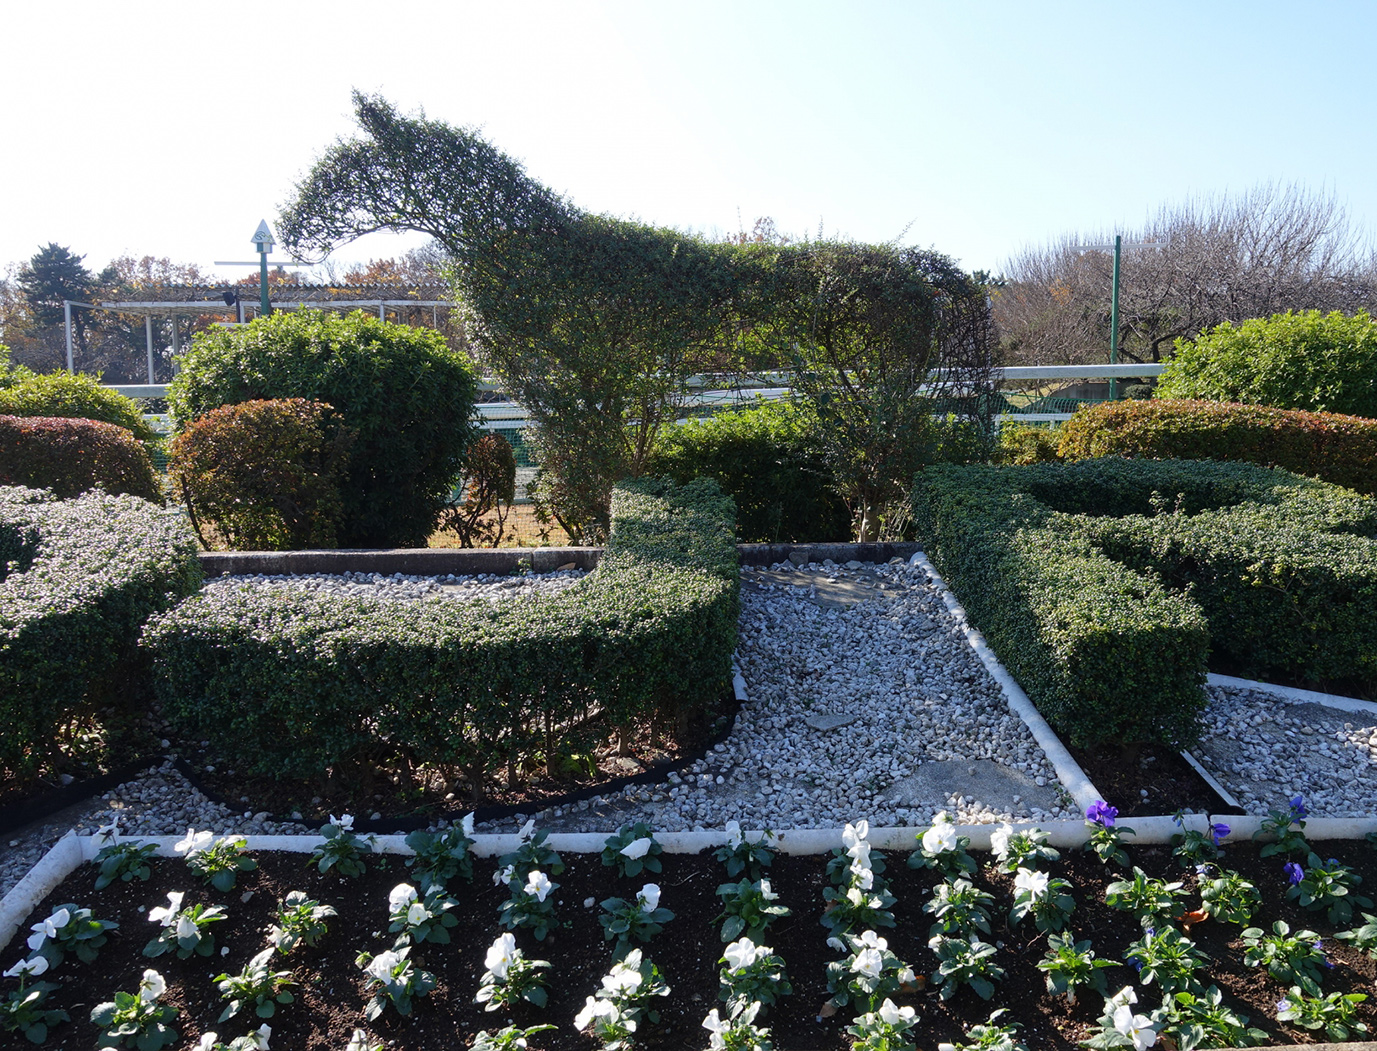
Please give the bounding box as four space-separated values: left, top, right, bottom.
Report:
9 813 1377 954
1207 672 1377 718
907 551 1102 813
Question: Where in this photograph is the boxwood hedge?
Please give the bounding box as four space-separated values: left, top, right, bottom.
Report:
143 477 739 795
0 486 203 778
912 459 1377 748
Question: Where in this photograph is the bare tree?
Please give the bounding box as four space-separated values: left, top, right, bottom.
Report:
996 184 1377 366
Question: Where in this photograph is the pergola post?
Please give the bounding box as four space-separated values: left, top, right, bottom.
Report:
170 315 182 374
64 301 75 371
145 316 155 384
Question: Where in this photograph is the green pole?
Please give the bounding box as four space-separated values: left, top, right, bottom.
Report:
258 245 271 318
1109 234 1121 401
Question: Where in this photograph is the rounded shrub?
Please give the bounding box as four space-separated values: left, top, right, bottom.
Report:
0 364 157 442
647 399 850 543
437 432 517 547
0 415 162 502
1058 399 1377 494
168 398 355 550
168 310 478 548
1158 309 1377 418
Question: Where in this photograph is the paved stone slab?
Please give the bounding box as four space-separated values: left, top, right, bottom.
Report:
883 758 1065 814
804 713 860 731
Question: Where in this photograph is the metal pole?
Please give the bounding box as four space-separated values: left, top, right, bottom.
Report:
145 316 155 384
170 313 181 374
259 246 271 317
1109 234 1121 401
64 301 74 371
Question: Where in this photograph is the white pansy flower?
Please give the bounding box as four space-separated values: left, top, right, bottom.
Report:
485 933 517 979
250 1024 272 1049
602 965 644 996
139 968 166 1002
461 812 475 837
148 891 184 927
1108 985 1138 1010
197 1034 218 1051
879 998 916 1026
922 822 958 854
851 947 884 979
856 930 888 951
703 1007 730 1050
4 956 48 978
637 883 661 913
842 820 869 853
175 914 199 940
849 839 873 871
898 965 916 986
517 819 536 842
365 950 404 981
493 864 516 887
406 902 428 925
388 883 418 913
989 822 1014 859
723 938 762 972
174 828 214 856
95 815 121 845
620 837 652 860
849 857 875 890
826 935 846 952
524 870 553 901
1014 867 1050 899
330 814 354 831
759 879 777 901
27 907 70 951
1112 1003 1158 1049
575 995 620 1031
725 820 743 849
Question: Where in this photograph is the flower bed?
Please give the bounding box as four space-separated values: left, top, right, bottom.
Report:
6 808 1377 1050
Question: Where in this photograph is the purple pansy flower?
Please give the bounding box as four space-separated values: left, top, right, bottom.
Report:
1289 796 1307 820
1284 861 1304 885
1086 800 1117 827
1210 822 1230 846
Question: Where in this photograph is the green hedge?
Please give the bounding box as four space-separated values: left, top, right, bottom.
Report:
0 364 157 444
1058 398 1377 494
647 400 850 543
912 459 1377 747
143 477 739 793
0 486 204 778
1157 309 1377 418
0 415 163 503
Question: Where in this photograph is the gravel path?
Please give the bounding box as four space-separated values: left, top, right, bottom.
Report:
4 560 1375 901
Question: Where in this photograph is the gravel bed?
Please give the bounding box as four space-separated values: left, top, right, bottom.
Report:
1194 684 1377 818
200 566 588 602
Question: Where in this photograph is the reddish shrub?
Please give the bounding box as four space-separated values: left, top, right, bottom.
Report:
1058 398 1377 494
437 433 517 547
0 414 162 502
168 399 354 550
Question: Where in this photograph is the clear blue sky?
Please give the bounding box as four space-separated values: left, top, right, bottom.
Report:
3 1 1375 284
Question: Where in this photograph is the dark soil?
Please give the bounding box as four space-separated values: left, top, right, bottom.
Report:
19 838 1377 1050
1068 743 1238 819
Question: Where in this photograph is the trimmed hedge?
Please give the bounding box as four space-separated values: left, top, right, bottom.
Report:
0 415 162 503
0 486 203 778
1157 309 1377 418
168 310 478 548
143 477 739 794
0 366 158 443
912 459 1377 748
168 398 355 550
1058 399 1377 494
647 400 850 543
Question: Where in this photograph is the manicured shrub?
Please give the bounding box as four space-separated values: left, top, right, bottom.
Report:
1157 309 1377 418
168 310 478 548
168 399 354 550
143 478 738 794
912 459 1377 746
0 359 157 442
0 486 203 779
995 422 1063 465
1057 399 1377 495
0 415 162 503
647 400 850 543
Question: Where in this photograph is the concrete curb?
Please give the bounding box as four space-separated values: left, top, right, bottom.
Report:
1207 672 1377 718
906 551 1103 814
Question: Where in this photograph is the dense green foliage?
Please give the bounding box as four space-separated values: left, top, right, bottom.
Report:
0 486 203 779
143 478 739 794
913 459 1377 746
0 415 162 503
277 92 995 542
647 400 850 543
167 310 477 548
168 399 355 550
1058 399 1377 494
437 432 518 548
1158 310 1377 418
0 352 156 442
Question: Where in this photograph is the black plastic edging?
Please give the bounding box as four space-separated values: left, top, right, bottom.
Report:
0 756 164 839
